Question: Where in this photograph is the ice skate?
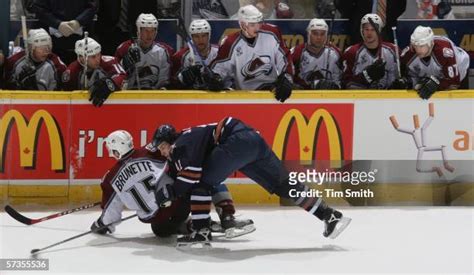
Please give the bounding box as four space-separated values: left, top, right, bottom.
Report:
176 227 212 249
323 210 351 239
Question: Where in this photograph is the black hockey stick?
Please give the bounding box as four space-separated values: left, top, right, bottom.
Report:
367 17 383 59
4 202 101 225
30 214 137 255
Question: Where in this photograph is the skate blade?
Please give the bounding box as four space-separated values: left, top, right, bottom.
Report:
176 241 212 250
328 216 351 239
224 224 256 239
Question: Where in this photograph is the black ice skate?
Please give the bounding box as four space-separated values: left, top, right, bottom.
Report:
323 210 351 239
176 227 212 249
219 213 256 239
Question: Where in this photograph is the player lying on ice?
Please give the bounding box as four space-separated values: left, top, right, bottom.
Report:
90 130 255 239
152 117 352 248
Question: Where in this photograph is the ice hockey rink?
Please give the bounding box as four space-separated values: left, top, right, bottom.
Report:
1 206 473 275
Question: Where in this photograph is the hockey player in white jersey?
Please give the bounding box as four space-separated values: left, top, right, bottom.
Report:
207 5 293 102
292 18 342 90
4 28 66 90
401 26 470 99
115 13 175 90
172 19 219 89
342 14 400 89
91 130 255 239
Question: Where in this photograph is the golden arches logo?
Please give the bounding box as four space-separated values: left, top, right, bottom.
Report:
0 109 64 172
273 109 343 167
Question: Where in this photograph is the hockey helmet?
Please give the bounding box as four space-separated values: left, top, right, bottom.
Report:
152 124 178 147
136 13 158 35
74 37 101 57
360 13 384 33
238 5 263 24
306 18 328 32
27 28 52 50
410 26 434 46
106 130 134 160
189 19 211 36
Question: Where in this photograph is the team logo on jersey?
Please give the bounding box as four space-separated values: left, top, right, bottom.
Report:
241 55 273 81
442 47 454 58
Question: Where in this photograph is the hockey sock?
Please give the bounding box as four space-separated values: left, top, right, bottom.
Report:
190 188 211 230
292 184 332 220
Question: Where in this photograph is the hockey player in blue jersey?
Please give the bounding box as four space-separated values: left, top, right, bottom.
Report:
152 117 351 248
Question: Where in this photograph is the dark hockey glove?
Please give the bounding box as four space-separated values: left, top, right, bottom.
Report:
17 64 38 90
312 79 341 90
90 218 114 235
179 65 202 86
274 73 293 102
122 45 141 71
361 59 386 83
389 77 410 89
89 77 117 107
203 70 224 92
155 184 176 208
415 76 440 100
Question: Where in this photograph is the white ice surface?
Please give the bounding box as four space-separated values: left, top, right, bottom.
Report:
1 207 473 275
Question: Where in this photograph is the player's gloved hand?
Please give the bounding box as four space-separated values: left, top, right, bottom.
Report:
415 76 440 100
389 77 410 89
362 59 386 83
122 45 141 71
90 218 114 235
276 2 294 18
273 73 293 102
89 77 117 107
203 70 224 92
18 64 38 90
155 184 176 208
67 20 81 31
312 79 341 90
179 65 202 86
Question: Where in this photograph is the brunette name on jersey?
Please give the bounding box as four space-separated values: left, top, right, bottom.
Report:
114 160 156 192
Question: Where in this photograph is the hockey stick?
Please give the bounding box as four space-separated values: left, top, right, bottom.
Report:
30 214 137 255
82 31 89 89
131 37 142 90
4 202 101 225
21 16 28 59
392 26 402 78
324 11 336 80
367 17 383 59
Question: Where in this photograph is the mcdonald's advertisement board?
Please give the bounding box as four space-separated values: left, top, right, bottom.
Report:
0 91 472 205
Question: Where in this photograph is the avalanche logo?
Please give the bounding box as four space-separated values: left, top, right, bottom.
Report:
241 55 273 81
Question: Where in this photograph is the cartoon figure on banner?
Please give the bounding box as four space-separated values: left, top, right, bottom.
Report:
389 103 454 177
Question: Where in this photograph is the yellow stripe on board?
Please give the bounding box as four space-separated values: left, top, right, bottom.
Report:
1 90 473 100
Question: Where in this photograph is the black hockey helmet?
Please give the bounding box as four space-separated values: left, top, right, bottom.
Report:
152 124 178 147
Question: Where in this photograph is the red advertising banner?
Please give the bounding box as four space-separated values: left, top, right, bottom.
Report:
0 103 354 181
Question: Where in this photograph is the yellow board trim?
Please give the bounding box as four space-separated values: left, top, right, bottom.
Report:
1 90 474 100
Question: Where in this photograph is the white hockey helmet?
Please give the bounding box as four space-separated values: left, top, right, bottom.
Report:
189 19 211 36
410 26 434 46
105 130 134 160
74 37 101 57
360 13 384 33
238 5 263 24
136 13 158 34
27 28 52 50
307 18 328 32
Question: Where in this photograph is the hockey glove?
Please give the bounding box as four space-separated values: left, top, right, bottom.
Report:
312 79 341 90
203 71 224 92
415 76 440 100
122 45 141 71
274 73 293 102
89 77 117 107
17 64 38 90
155 184 176 208
179 65 202 86
90 218 114 235
362 59 386 83
389 77 410 89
